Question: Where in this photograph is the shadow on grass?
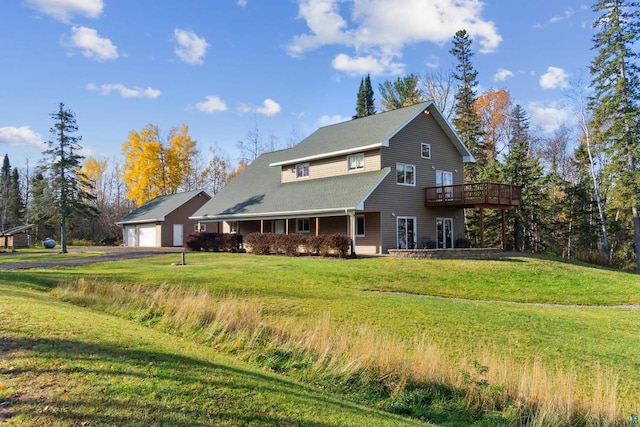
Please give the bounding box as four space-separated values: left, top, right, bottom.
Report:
0 335 408 427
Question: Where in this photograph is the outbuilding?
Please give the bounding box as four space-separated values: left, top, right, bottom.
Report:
116 190 211 247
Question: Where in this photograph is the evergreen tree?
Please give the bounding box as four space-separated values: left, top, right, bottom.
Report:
589 0 640 272
378 74 422 111
28 171 57 242
8 168 24 227
355 74 376 118
501 105 546 251
0 155 10 230
450 29 484 173
43 103 98 253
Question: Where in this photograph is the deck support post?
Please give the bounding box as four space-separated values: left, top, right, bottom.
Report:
479 208 485 248
501 209 507 251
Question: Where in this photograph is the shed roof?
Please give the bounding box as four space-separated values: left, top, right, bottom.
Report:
116 190 210 225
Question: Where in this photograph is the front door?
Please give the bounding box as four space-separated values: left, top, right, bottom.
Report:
397 216 417 249
173 224 184 246
436 218 453 249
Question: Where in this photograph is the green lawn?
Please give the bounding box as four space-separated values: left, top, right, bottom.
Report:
2 251 640 425
0 281 425 426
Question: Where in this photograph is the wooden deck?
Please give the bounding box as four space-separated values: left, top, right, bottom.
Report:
424 183 522 208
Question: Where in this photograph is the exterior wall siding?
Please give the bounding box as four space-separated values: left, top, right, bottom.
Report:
160 194 211 247
364 112 466 253
281 150 381 183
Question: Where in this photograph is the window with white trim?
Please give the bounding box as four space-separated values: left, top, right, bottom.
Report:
296 163 309 179
421 143 431 159
347 153 365 171
229 221 238 233
396 163 416 186
296 218 310 233
194 223 206 232
356 215 365 236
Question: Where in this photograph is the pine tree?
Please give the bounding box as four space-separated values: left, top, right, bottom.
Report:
355 74 376 118
501 105 546 251
450 29 484 173
378 74 422 111
8 168 24 227
0 155 10 230
43 103 98 253
589 0 640 272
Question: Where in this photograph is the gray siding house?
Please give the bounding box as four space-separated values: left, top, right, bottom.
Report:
116 190 211 247
190 102 519 255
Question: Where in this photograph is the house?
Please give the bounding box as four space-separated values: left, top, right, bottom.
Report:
190 102 520 255
1 224 35 250
116 190 211 247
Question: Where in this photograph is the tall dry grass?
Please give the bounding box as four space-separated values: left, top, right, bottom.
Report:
53 278 622 425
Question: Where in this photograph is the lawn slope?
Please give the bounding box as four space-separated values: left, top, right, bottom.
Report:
0 281 425 426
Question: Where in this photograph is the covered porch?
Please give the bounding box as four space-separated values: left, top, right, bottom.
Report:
425 183 522 250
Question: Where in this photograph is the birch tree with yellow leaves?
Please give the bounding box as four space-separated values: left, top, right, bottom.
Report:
122 124 198 206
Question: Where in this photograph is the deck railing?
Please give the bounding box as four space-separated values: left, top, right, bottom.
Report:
425 183 522 207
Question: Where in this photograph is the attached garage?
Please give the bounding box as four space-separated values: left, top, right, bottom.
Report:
116 190 211 248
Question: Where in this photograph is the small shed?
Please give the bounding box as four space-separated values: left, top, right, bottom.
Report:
1 224 35 250
115 190 211 247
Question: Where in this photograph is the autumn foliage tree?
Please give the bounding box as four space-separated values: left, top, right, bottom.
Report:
122 124 198 206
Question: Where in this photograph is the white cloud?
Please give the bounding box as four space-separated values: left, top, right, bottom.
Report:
0 126 46 150
528 101 572 133
86 83 161 99
25 0 103 23
539 66 569 90
256 99 282 116
550 8 574 24
65 26 118 61
493 68 513 82
173 28 209 65
316 114 351 128
331 53 404 76
238 99 282 116
237 0 248 7
195 96 228 113
425 55 440 69
288 0 502 76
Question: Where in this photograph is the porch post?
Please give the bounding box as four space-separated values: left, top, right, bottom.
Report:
315 217 320 236
479 208 485 248
501 209 507 251
349 212 356 257
260 219 264 234
286 219 289 235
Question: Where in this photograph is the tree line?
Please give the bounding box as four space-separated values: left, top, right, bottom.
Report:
1 1 638 271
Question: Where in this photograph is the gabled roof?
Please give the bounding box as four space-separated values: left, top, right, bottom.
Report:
191 149 390 221
270 101 474 166
0 224 35 236
116 190 210 225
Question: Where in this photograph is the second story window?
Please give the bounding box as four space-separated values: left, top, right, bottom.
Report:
421 143 431 159
396 163 416 186
347 153 365 171
296 162 309 179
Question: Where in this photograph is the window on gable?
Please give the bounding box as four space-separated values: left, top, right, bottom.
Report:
421 143 431 159
396 163 416 186
296 163 309 179
356 215 365 236
296 218 310 233
347 153 365 171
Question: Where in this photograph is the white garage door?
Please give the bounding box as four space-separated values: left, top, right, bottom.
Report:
125 226 137 246
138 225 157 247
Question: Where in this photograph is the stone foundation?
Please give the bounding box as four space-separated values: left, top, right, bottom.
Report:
388 248 504 260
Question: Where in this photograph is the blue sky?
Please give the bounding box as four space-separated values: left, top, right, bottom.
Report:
1 0 596 168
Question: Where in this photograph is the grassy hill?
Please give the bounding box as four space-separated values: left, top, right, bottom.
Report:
2 251 640 425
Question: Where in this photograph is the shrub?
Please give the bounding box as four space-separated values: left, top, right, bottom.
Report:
307 235 324 256
245 233 271 255
322 233 351 258
455 237 471 248
185 232 242 252
222 233 243 252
